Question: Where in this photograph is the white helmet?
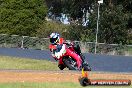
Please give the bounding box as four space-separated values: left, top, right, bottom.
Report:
50 33 60 44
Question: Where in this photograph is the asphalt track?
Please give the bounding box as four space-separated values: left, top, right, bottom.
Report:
0 47 132 73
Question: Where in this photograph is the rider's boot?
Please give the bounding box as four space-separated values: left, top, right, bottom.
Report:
79 53 91 69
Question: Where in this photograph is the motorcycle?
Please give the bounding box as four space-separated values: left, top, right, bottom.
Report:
51 43 91 71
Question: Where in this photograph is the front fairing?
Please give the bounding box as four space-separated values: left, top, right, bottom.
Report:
54 44 67 59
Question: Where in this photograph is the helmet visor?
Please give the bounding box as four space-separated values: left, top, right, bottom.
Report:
50 37 58 44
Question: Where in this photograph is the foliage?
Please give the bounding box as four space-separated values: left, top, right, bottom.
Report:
64 25 82 41
0 0 47 36
89 3 131 44
46 0 96 25
80 28 95 42
89 4 129 44
0 0 132 44
36 21 70 38
45 0 132 44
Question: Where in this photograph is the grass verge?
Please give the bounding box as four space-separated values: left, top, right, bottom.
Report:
0 82 131 88
0 56 58 70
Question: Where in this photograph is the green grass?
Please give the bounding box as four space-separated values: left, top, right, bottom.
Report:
0 56 58 70
0 82 131 88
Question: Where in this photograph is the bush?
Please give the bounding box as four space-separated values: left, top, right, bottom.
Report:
0 0 47 36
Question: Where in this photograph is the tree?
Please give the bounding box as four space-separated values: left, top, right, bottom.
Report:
0 0 47 36
45 0 131 44
37 21 70 38
88 3 130 44
46 0 96 25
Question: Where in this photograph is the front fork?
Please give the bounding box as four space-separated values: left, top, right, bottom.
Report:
66 48 82 69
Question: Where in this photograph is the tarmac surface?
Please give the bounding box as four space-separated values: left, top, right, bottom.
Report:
0 47 132 73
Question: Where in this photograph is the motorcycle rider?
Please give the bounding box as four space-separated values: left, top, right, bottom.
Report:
49 32 88 70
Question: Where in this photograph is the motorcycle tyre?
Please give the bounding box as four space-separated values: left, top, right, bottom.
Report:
63 58 78 70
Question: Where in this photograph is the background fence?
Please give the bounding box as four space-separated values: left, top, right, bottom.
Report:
0 34 49 50
0 34 132 56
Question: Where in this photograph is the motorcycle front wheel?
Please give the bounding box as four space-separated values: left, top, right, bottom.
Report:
63 57 78 70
